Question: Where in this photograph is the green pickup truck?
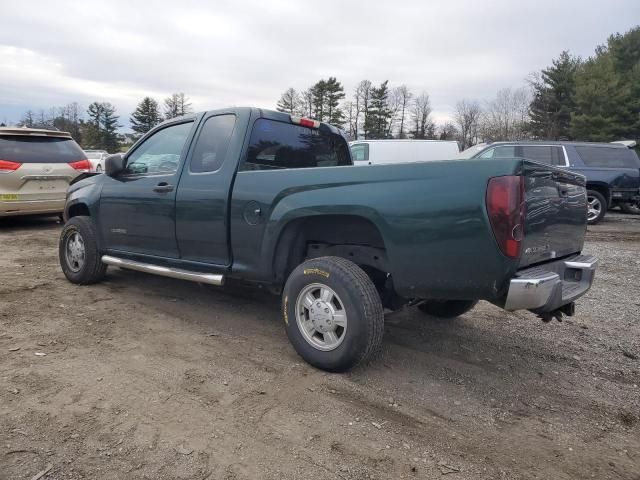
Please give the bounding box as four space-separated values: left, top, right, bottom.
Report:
59 107 597 371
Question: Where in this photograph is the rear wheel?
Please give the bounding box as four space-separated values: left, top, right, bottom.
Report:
418 300 478 319
59 216 107 284
586 190 607 225
282 256 384 372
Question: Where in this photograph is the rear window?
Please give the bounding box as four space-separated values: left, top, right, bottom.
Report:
575 146 640 168
0 135 85 163
242 119 351 171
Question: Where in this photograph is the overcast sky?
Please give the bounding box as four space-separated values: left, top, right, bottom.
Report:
1 0 639 128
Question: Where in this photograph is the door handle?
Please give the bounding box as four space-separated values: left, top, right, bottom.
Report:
153 182 174 193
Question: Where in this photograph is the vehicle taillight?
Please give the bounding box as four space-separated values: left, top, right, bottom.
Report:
0 160 22 172
68 159 92 172
486 175 526 258
290 115 320 129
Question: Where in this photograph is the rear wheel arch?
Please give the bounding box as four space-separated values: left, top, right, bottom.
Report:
585 183 610 207
272 214 388 284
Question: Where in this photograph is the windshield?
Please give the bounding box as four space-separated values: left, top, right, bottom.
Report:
457 144 488 159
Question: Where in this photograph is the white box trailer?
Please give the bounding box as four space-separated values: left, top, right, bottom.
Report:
349 140 460 165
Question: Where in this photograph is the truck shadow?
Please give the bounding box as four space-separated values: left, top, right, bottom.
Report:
0 215 62 232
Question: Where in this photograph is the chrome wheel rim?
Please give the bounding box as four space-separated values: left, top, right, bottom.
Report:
65 231 86 273
587 195 602 222
295 283 347 351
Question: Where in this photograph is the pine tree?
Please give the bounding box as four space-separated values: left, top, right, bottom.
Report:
130 97 162 135
324 77 345 127
365 81 392 139
571 26 640 141
84 102 120 151
529 51 581 139
310 80 328 121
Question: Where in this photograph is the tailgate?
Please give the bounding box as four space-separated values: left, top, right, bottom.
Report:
519 161 587 268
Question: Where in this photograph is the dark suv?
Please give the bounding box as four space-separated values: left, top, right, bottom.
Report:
460 141 640 224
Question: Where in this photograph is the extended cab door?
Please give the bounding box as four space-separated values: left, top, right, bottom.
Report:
175 111 244 265
99 119 195 258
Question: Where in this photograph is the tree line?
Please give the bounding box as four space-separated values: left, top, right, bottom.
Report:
277 25 639 149
16 93 193 151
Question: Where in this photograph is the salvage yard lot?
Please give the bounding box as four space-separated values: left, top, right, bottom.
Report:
1 214 639 480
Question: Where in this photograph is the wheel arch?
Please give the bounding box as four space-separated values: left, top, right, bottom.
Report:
272 214 389 285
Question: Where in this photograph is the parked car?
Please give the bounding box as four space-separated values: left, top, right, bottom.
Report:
84 149 109 172
59 108 596 372
350 139 460 165
458 141 640 224
0 127 90 218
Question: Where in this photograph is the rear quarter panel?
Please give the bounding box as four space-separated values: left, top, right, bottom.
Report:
230 159 524 300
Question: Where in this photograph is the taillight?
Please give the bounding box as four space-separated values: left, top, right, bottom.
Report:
486 175 526 258
0 159 22 172
290 115 320 129
68 159 92 172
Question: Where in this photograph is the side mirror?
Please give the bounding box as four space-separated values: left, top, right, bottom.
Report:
105 153 126 177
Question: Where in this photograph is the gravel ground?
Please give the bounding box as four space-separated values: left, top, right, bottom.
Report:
0 212 639 480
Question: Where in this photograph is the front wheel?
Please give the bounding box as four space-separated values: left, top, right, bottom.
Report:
59 216 107 284
418 300 478 319
586 190 607 225
282 257 384 372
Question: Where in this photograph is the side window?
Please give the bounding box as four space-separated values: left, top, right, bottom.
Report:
125 121 193 175
478 146 515 159
242 119 350 171
575 146 640 168
518 146 565 166
189 115 236 173
350 143 369 162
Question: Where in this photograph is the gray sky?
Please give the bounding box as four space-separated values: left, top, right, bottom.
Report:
1 0 639 128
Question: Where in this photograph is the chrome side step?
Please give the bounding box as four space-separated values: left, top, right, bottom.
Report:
101 255 224 286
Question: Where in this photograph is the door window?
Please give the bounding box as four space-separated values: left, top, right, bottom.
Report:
350 143 369 162
189 115 236 173
518 146 565 166
478 146 516 159
125 121 193 175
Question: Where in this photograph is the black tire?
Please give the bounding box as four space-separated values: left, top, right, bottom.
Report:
59 216 107 284
620 202 640 215
418 300 478 319
282 256 384 372
586 190 607 225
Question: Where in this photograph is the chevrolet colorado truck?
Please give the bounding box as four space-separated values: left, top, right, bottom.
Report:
59 108 597 371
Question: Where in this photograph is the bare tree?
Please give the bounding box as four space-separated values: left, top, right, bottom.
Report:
438 122 458 140
300 89 313 118
343 101 355 139
410 92 432 139
393 85 412 139
481 87 531 141
354 80 372 139
164 93 192 119
454 99 483 148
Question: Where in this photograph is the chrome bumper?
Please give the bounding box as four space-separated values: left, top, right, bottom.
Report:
504 254 598 312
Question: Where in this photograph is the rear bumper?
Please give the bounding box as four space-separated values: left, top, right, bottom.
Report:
0 199 65 217
504 254 597 312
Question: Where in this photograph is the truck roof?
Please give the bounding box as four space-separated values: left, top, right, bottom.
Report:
155 107 344 136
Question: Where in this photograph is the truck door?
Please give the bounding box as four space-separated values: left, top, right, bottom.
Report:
99 120 195 258
175 113 239 265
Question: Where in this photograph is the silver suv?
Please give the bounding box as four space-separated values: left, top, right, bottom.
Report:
0 127 90 217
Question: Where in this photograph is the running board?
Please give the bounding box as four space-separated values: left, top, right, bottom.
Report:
101 255 224 286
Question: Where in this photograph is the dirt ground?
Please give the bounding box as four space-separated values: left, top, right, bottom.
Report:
1 213 639 480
